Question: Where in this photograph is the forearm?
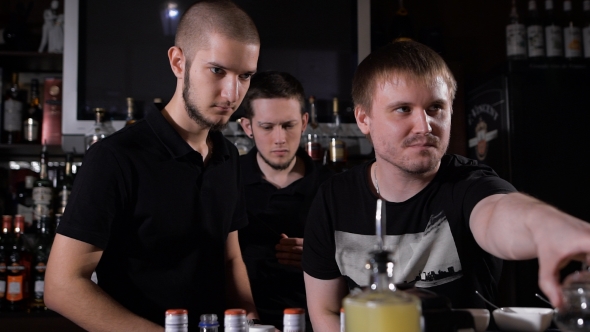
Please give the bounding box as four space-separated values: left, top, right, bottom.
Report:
304 273 347 332
225 258 258 319
308 307 341 332
471 192 584 260
45 276 163 332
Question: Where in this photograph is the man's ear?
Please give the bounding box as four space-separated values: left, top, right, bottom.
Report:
300 112 309 134
239 117 253 138
355 105 371 136
168 46 185 79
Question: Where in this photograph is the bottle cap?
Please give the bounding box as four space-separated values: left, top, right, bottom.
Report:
199 314 219 328
165 309 188 325
284 308 305 315
224 309 247 327
283 308 305 328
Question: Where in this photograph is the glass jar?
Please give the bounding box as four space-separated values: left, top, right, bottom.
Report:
555 270 590 331
85 107 115 150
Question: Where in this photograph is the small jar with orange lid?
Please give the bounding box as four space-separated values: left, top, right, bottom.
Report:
165 309 188 332
224 308 248 332
283 307 305 332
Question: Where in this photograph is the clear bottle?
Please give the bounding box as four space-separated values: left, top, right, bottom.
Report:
124 97 137 127
555 269 590 330
327 98 347 172
199 313 219 332
583 0 590 60
22 78 42 144
165 309 188 332
507 0 527 60
85 107 115 150
527 0 546 59
283 308 306 332
545 0 564 59
32 145 54 232
563 0 583 60
224 308 248 332
2 73 24 144
302 96 323 162
233 119 253 156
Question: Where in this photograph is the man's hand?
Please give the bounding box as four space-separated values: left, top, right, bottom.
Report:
275 234 303 268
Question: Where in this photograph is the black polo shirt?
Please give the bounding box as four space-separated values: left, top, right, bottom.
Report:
238 147 331 330
58 104 248 329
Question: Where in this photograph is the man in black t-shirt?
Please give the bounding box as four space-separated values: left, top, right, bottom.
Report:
238 71 331 330
302 40 590 331
44 1 261 331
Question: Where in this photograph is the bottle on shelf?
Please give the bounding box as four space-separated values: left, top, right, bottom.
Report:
283 308 306 332
165 308 189 332
32 145 54 232
124 97 137 127
224 308 248 332
563 0 583 61
16 175 36 228
507 0 527 60
343 199 422 332
233 119 254 156
0 215 13 310
22 78 43 144
583 0 590 60
390 0 413 42
327 98 347 172
301 96 323 162
29 215 52 311
2 73 24 144
5 216 27 311
85 107 115 150
55 153 74 215
545 0 564 60
526 0 546 60
199 313 219 332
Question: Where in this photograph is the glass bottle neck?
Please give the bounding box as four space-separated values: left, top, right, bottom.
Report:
370 269 396 292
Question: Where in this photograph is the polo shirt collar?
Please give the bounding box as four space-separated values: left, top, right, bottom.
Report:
145 103 230 162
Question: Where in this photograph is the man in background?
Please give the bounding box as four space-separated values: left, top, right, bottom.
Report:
238 71 332 330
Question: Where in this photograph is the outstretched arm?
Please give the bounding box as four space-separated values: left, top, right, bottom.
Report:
304 273 348 332
45 234 163 332
470 192 590 307
225 231 259 319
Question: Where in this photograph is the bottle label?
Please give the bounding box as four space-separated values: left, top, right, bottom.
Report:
306 142 322 161
527 25 545 57
33 187 53 221
506 23 527 56
17 204 34 226
3 100 23 131
546 25 564 57
329 139 347 163
34 280 45 299
6 275 23 301
564 26 582 58
0 279 5 298
23 119 39 142
583 26 590 58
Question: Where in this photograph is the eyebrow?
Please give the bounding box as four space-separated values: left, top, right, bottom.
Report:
256 120 298 126
207 61 256 75
385 98 449 109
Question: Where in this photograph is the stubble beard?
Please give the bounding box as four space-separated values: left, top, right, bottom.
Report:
254 134 297 171
378 133 448 175
182 69 229 132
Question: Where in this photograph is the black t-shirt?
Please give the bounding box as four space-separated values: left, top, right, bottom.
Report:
302 154 516 309
239 147 331 330
57 105 248 329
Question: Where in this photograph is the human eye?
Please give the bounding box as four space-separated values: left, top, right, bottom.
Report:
239 73 254 80
210 67 224 75
394 106 411 113
428 103 444 113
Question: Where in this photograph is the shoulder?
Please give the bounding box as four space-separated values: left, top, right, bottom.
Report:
439 154 502 180
318 161 370 195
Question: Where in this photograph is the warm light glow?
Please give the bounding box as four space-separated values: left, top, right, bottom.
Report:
167 2 179 18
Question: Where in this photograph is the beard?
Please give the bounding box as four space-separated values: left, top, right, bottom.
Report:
182 68 228 132
378 133 447 175
259 152 297 171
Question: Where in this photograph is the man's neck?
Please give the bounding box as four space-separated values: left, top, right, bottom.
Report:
162 97 211 162
257 153 306 189
370 159 440 203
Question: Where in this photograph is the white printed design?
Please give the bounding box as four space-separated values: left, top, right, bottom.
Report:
335 211 462 288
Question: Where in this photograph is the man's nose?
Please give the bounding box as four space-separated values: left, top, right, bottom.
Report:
220 75 239 102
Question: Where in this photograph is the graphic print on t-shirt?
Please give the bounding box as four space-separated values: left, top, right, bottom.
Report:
334 211 462 288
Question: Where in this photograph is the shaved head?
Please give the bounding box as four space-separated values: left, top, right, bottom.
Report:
175 0 260 66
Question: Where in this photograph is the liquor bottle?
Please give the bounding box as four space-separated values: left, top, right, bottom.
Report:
0 215 13 309
283 308 306 332
234 119 253 156
301 96 322 162
2 73 24 144
224 309 248 332
16 175 35 228
390 0 413 42
41 77 63 146
32 145 54 232
584 0 590 60
343 199 422 332
165 309 189 332
507 0 527 60
22 79 42 144
563 0 583 60
124 97 137 127
5 216 27 311
85 107 115 150
527 0 546 60
327 98 347 172
29 215 52 311
545 0 564 60
55 153 74 215
199 314 220 332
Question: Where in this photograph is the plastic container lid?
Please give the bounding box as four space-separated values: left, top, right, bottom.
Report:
224 308 247 327
284 308 305 315
165 309 188 325
284 308 305 328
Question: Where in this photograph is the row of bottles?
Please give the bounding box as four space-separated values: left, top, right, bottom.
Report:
84 97 138 150
506 0 590 62
164 307 306 332
0 214 53 312
1 73 62 145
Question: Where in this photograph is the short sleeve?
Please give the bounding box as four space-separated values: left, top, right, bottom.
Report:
57 142 127 249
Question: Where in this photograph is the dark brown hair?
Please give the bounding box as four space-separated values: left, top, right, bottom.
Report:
242 71 306 119
352 40 457 112
175 0 259 66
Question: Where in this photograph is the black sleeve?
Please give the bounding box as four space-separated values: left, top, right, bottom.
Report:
57 142 127 249
302 182 342 280
230 144 248 233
